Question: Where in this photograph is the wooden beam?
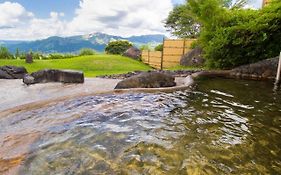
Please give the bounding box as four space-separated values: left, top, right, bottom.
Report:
276 52 281 82
160 38 165 70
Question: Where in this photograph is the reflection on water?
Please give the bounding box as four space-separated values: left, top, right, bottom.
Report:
0 78 281 174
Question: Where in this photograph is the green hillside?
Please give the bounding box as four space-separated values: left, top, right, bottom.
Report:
0 55 152 77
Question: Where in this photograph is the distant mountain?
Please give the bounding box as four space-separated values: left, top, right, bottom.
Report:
4 33 165 53
0 40 25 45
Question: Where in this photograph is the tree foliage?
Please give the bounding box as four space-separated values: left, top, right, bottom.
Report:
105 40 133 55
154 44 163 51
0 46 14 59
79 48 96 56
165 0 247 38
166 0 281 69
139 44 152 51
165 4 200 38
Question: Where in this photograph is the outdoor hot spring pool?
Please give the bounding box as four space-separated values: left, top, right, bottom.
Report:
0 78 281 174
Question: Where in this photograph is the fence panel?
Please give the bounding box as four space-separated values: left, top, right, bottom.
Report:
141 50 149 64
141 38 196 69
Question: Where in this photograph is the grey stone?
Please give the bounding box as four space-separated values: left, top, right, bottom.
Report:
180 47 205 67
23 74 35 85
115 72 176 89
230 57 279 80
0 66 28 79
26 53 33 63
123 47 141 60
23 69 84 85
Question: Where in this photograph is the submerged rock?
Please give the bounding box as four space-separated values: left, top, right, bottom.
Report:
123 47 141 60
23 69 84 85
0 65 27 79
115 72 176 89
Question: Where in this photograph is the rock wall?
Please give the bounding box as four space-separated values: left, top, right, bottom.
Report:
0 66 27 79
229 57 279 80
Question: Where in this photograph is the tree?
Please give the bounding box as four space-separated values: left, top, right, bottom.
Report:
139 44 151 51
165 4 200 38
79 48 96 56
0 46 13 59
154 44 163 51
165 0 248 38
105 40 133 55
189 0 281 68
15 48 20 59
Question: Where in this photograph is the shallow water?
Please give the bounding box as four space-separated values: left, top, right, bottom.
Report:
0 78 281 174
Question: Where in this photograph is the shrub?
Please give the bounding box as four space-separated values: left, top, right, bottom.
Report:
32 52 44 60
48 53 67 59
139 44 151 51
202 2 281 68
105 40 133 55
79 48 96 56
186 0 281 69
0 46 14 59
154 44 163 51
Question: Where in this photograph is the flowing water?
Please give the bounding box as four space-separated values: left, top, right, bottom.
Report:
0 78 281 174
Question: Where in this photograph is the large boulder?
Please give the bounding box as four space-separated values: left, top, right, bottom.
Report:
123 47 141 60
115 72 176 89
180 47 205 67
23 69 84 85
0 66 27 79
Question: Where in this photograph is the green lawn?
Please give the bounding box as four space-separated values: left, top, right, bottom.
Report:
0 55 152 77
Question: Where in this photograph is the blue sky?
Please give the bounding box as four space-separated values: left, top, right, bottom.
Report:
1 0 79 20
0 0 263 40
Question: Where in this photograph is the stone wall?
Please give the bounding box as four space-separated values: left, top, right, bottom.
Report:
229 57 279 80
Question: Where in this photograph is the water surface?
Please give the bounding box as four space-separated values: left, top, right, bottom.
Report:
0 78 280 174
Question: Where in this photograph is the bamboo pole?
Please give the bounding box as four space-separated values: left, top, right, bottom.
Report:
276 52 281 82
148 50 150 65
182 38 186 56
160 38 165 70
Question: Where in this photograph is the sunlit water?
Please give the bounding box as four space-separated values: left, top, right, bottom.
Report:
0 78 281 174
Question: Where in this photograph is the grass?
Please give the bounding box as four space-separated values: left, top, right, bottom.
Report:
0 55 152 77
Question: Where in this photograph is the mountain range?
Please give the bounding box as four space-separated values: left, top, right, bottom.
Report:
0 33 165 53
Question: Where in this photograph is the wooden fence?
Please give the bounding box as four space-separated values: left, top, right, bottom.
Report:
141 39 196 69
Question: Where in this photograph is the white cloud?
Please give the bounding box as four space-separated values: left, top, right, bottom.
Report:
0 1 33 28
0 0 174 40
66 0 173 37
0 0 265 40
0 2 67 40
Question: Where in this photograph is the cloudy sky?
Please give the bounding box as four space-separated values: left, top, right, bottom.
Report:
0 0 262 40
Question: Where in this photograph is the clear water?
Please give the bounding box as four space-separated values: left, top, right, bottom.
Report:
0 78 281 174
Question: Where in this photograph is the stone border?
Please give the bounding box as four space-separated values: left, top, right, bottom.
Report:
0 67 277 117
0 78 196 118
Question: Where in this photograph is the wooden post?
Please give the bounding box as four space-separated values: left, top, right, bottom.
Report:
160 38 165 70
148 50 150 66
276 52 281 82
182 38 186 56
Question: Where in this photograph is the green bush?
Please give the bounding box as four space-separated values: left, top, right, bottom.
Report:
47 53 75 59
105 40 133 55
154 44 163 51
79 48 96 56
166 0 281 69
202 2 281 68
139 44 151 51
0 46 14 59
187 0 281 69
